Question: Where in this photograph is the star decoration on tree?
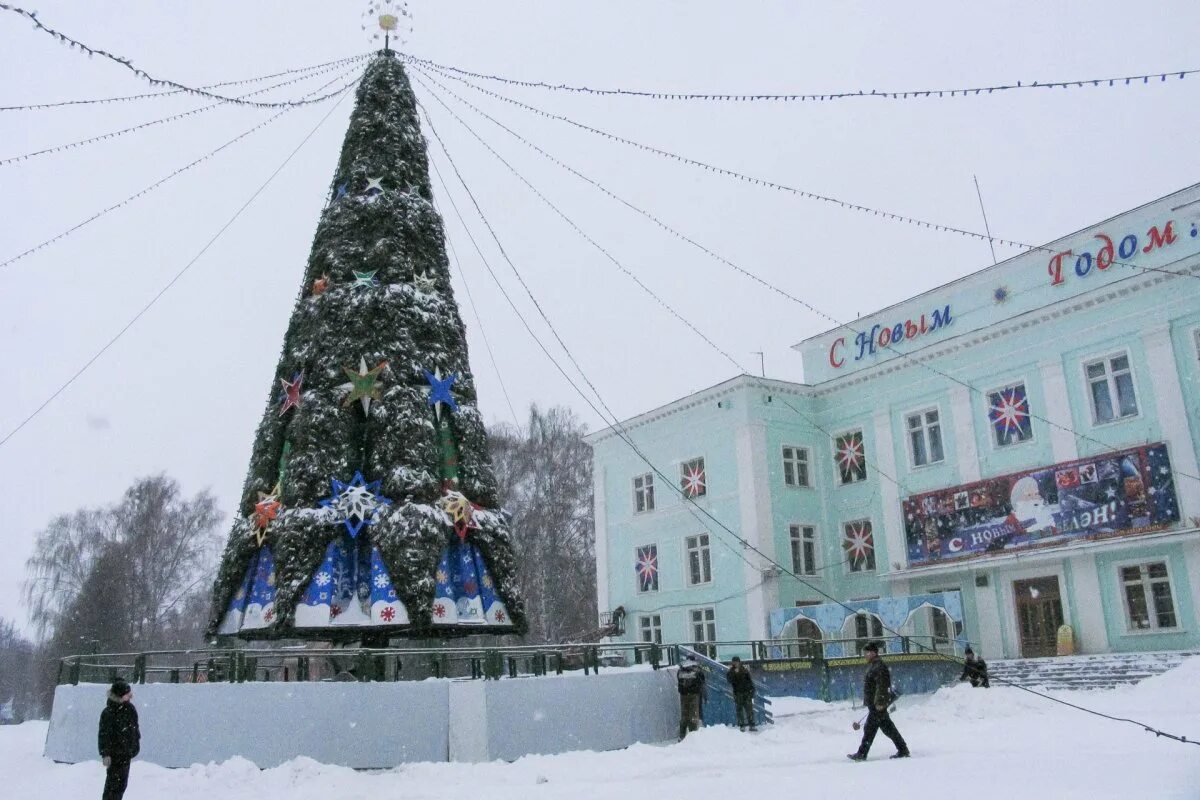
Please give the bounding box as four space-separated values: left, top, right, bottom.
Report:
352 270 379 290
340 357 388 414
843 521 874 566
365 176 384 195
413 271 437 293
278 372 303 416
252 484 282 546
311 275 330 296
380 607 396 622
424 369 459 417
494 609 506 623
440 490 481 541
319 471 393 538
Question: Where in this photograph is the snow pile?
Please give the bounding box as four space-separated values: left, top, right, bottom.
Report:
8 659 1200 799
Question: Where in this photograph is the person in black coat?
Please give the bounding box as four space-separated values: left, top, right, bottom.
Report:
959 648 990 688
727 656 757 731
848 642 909 761
98 679 140 800
676 657 706 740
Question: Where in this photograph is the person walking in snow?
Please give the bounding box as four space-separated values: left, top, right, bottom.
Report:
677 656 706 740
727 656 757 731
959 648 990 688
98 679 140 800
848 642 909 761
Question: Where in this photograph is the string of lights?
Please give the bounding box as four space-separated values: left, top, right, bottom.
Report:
418 105 1198 748
2 59 366 167
0 3 364 109
0 53 370 112
0 66 365 271
0 82 359 451
413 67 1200 492
401 51 1198 103
414 60 1200 284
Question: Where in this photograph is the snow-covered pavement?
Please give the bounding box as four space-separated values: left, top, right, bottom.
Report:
6 659 1199 800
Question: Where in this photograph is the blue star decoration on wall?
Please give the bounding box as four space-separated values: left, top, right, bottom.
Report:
424 369 459 413
319 472 392 538
993 286 1010 304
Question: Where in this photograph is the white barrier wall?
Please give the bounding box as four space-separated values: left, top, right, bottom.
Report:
45 668 681 768
449 668 679 762
44 681 449 768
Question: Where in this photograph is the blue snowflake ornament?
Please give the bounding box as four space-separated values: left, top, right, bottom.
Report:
319 471 392 538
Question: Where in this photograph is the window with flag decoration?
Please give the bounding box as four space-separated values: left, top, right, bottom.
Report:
635 544 659 593
988 383 1033 446
680 457 707 498
633 472 655 513
782 445 810 487
843 519 876 572
834 430 867 485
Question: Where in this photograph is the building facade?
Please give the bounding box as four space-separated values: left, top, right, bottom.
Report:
586 183 1200 660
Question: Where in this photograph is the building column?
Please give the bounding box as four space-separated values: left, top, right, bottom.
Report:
1142 324 1200 523
1037 357 1078 462
1066 554 1110 654
593 465 610 626
872 410 908 576
736 423 775 640
949 384 981 482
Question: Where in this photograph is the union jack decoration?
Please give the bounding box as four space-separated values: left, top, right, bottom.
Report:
636 544 659 592
988 385 1032 445
835 431 867 484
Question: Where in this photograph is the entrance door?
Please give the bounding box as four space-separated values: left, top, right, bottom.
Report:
1013 577 1064 658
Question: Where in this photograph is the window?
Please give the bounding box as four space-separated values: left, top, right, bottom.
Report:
1120 562 1178 631
633 473 655 512
635 544 659 593
906 408 945 466
680 457 707 498
685 534 713 585
988 383 1033 446
638 614 662 645
1085 353 1138 423
834 430 867 484
853 613 884 654
1194 328 1200 364
843 520 876 573
690 607 716 658
789 524 818 576
782 446 810 487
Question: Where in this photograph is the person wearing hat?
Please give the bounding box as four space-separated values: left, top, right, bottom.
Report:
959 648 990 688
676 656 706 740
98 679 140 800
727 656 757 732
848 642 909 762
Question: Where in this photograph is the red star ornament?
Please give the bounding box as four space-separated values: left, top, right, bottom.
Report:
253 484 282 546
311 275 330 296
278 372 303 416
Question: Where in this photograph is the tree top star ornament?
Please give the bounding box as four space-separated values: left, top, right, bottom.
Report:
207 51 525 641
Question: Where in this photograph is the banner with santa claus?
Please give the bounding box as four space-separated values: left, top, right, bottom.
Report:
903 443 1179 567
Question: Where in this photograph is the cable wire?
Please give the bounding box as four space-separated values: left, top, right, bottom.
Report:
401 51 1199 103
0 82 359 450
0 3 363 109
413 60 1200 284
0 53 369 112
0 65 365 271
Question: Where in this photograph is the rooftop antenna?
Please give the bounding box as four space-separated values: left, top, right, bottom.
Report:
973 175 999 265
752 351 765 377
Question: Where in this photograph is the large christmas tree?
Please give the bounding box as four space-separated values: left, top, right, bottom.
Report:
207 51 525 640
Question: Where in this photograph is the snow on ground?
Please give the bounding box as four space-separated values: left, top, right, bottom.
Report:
6 660 1199 800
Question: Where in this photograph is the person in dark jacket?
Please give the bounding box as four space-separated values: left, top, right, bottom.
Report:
676 656 706 740
959 648 990 688
98 679 140 800
848 642 909 761
727 656 757 731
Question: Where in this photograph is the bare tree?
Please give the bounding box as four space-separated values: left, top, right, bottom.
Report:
22 509 113 641
0 618 35 721
490 406 597 643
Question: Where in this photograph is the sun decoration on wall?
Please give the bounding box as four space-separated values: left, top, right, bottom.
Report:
835 431 866 482
993 285 1010 304
681 461 707 498
989 385 1032 443
843 521 874 565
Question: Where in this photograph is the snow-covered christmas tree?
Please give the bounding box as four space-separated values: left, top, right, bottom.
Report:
207 50 525 641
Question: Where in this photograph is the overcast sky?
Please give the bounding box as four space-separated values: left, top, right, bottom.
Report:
2 1 1197 630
